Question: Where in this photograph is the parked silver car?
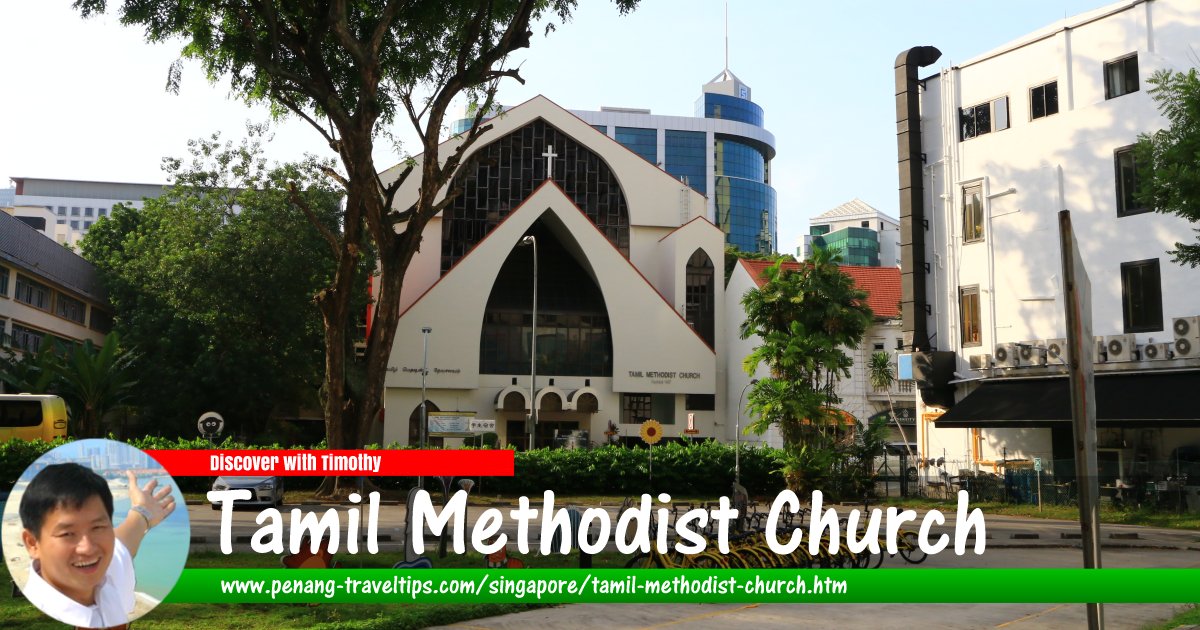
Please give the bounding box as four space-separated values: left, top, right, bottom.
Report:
211 475 285 508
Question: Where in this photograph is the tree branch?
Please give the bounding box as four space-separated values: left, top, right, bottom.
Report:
288 182 342 258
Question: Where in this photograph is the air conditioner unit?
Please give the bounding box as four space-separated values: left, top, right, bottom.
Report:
1045 338 1068 365
1105 334 1138 362
1019 341 1047 367
994 343 1021 368
968 354 991 370
1095 336 1108 363
1142 342 1173 361
1174 316 1200 358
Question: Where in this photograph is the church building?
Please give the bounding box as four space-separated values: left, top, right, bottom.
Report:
381 96 726 448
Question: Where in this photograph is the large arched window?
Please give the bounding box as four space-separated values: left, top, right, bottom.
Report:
479 221 613 377
441 118 630 274
685 249 715 347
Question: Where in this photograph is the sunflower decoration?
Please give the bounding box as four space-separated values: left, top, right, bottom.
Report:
639 419 664 445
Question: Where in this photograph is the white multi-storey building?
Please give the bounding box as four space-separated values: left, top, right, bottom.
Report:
896 0 1200 493
8 177 165 247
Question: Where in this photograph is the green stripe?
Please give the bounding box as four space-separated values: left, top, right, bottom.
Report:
164 568 1200 604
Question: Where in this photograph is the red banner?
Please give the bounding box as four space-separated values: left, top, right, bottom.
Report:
144 449 514 477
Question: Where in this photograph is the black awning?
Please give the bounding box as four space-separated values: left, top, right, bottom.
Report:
935 370 1200 428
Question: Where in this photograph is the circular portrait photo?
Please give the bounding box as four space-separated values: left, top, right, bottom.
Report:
3 439 189 628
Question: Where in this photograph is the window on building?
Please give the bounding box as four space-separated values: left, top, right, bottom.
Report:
84 207 94 217
621 393 652 424
614 127 657 164
1030 81 1059 119
99 208 108 217
57 206 66 216
684 249 715 347
1114 145 1148 217
960 96 1009 140
70 220 80 230
71 207 80 216
685 394 715 411
810 224 830 236
14 275 51 310
1104 54 1139 100
10 324 44 353
55 293 86 324
1121 259 1162 333
960 286 982 347
861 220 871 228
962 183 984 242
873 341 885 351
56 219 66 225
90 308 114 333
0 266 8 296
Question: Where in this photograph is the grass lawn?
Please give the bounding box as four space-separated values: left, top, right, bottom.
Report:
1 548 633 629
1140 604 1200 629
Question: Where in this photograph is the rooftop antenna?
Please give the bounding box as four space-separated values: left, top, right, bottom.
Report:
724 0 729 71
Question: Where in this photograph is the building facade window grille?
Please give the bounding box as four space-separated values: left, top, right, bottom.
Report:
962 183 985 243
1030 81 1059 119
14 275 51 311
55 293 86 324
1114 145 1149 217
960 285 982 347
960 97 1009 140
1104 54 1139 100
1120 258 1162 333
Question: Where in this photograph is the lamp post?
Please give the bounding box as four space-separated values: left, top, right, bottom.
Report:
419 326 431 489
519 235 538 450
736 378 759 487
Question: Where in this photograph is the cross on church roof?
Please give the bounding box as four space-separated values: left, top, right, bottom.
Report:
542 145 558 179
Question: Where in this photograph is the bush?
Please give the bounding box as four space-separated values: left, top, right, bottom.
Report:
0 437 788 498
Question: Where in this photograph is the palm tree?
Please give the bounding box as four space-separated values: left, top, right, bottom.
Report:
868 351 916 478
53 332 139 437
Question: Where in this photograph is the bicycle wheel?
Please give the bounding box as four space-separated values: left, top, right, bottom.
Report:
898 531 928 564
689 552 729 569
625 552 664 568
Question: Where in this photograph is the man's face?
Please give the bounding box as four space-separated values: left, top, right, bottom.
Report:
21 495 115 605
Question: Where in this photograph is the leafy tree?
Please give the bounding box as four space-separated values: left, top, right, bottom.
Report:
75 1 640 483
739 248 873 495
723 244 794 284
1135 68 1200 267
80 129 356 440
52 332 140 438
0 333 137 437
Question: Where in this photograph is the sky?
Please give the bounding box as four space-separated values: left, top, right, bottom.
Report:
1 0 1119 253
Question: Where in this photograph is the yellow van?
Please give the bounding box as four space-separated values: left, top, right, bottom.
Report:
0 394 69 441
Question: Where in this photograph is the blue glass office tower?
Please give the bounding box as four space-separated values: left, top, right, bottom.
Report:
447 69 778 253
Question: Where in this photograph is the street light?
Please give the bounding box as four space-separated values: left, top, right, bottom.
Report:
519 235 538 451
419 326 431 489
736 378 759 487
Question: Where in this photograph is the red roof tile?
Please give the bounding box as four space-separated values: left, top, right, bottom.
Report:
738 259 901 319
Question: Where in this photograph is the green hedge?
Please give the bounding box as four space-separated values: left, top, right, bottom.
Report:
0 437 786 498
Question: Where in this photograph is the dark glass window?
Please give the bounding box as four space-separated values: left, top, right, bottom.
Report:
621 393 652 424
698 93 765 127
0 266 8 296
1114 145 1148 217
685 249 715 347
1105 54 1139 100
664 130 706 194
960 97 1009 140
90 308 114 333
590 124 607 135
1121 259 1162 333
810 224 830 236
962 183 984 242
960 286 981 347
0 400 43 427
14 275 51 310
714 177 776 253
479 223 612 377
55 293 86 324
440 119 631 274
10 323 44 353
685 394 715 411
714 138 765 182
56 206 66 216
614 127 657 164
1031 81 1059 119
